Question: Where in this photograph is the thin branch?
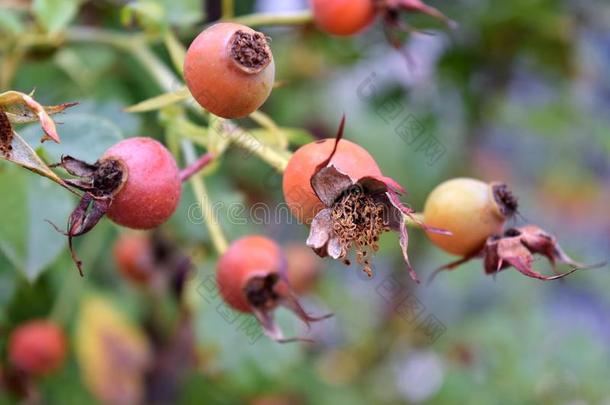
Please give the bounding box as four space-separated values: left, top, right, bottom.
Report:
221 0 235 19
227 10 313 27
180 152 214 182
181 141 229 255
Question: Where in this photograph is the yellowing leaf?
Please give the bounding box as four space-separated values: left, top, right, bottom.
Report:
0 126 70 190
0 90 77 143
76 296 151 405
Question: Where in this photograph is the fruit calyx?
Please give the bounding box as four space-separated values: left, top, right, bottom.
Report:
491 182 519 218
230 30 271 74
305 116 450 283
244 271 332 343
49 155 128 276
429 225 605 283
378 0 458 30
57 155 126 198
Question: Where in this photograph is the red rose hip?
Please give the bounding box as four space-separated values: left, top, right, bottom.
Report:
102 137 181 229
310 0 376 36
282 138 383 225
184 22 275 118
217 236 330 342
8 320 67 376
113 232 154 284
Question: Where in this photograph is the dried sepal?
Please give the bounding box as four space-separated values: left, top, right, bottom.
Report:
52 155 98 178
48 155 127 275
380 0 458 30
305 116 449 281
429 225 603 283
48 194 111 276
311 165 353 206
245 273 331 343
306 208 333 251
516 225 604 271
313 114 345 174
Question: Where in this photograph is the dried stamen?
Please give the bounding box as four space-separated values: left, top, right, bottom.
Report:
92 159 125 197
244 274 280 309
330 187 390 277
492 183 519 218
244 273 332 343
230 30 271 73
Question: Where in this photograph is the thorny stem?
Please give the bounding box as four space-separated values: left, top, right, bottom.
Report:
181 141 229 255
180 152 214 182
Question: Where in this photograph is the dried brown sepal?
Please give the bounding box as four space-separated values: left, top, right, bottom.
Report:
48 156 127 275
429 225 604 283
313 114 346 175
245 273 332 343
52 155 98 177
491 182 519 218
307 117 449 282
230 30 272 74
47 194 111 276
379 0 458 29
375 0 456 69
513 225 606 272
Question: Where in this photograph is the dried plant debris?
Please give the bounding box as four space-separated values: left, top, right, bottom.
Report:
0 111 14 158
429 225 605 283
48 155 127 276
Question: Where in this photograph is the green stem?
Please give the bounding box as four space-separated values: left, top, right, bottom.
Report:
224 125 290 172
221 0 235 19
63 27 143 50
181 141 229 255
227 10 313 27
249 110 288 150
404 212 425 228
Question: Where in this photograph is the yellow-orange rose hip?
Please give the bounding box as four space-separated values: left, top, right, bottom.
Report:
184 23 275 118
423 178 518 256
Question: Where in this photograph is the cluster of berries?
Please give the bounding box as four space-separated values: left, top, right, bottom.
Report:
8 3 599 372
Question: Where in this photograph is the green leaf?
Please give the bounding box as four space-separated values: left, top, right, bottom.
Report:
120 1 166 30
0 9 25 35
121 0 204 30
163 30 186 75
1 130 69 189
161 0 203 26
0 165 73 281
33 0 81 33
124 87 190 113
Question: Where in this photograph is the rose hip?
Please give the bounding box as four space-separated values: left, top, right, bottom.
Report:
217 236 330 342
8 320 67 377
184 23 275 118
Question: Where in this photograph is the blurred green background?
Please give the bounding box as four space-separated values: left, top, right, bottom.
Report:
0 0 609 404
